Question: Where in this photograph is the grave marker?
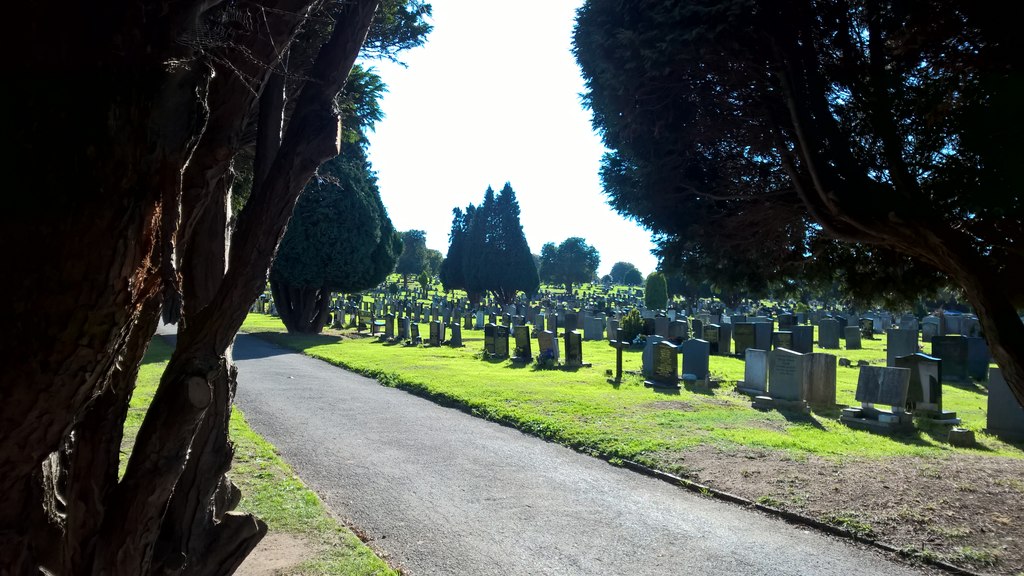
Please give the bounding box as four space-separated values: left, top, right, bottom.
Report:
644 341 679 389
844 326 861 349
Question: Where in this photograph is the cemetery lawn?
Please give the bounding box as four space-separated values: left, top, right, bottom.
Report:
123 336 397 576
242 314 1024 575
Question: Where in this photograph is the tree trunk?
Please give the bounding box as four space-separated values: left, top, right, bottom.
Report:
270 279 331 333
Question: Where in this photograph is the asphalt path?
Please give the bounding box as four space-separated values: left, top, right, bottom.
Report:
224 332 927 576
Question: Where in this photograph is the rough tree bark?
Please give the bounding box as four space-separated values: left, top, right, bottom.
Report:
269 279 332 334
2 0 382 573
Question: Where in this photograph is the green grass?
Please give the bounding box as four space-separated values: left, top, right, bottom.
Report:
240 313 1023 463
124 337 396 576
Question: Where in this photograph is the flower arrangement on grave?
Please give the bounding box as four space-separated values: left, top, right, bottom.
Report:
536 348 558 369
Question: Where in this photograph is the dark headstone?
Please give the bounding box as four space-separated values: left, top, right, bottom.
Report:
681 339 710 382
691 318 704 340
859 318 874 339
886 329 919 367
564 330 583 367
772 331 794 351
705 324 722 355
734 323 756 356
513 325 532 360
819 319 841 349
966 337 989 381
895 353 950 418
410 322 421 345
777 314 797 331
429 320 444 347
449 324 463 347
856 366 911 408
844 326 861 350
483 323 496 355
493 325 510 358
804 353 837 408
645 341 679 388
987 368 1024 441
931 335 969 383
790 325 814 354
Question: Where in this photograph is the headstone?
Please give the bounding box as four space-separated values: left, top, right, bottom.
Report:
429 320 444 347
493 325 510 358
777 314 797 331
962 317 982 338
654 316 670 338
691 318 704 340
564 312 579 335
463 312 472 331
644 341 679 388
844 326 861 349
513 325 532 361
668 320 689 343
606 318 619 343
856 366 911 407
475 310 485 330
790 325 814 354
945 314 962 335
921 316 940 342
899 314 919 333
772 331 794 351
733 323 756 356
716 323 732 356
895 353 957 423
384 314 395 340
819 319 841 349
886 328 919 367
409 322 421 345
399 317 410 340
547 313 558 335
931 336 969 383
738 349 769 396
584 317 604 341
537 330 559 361
987 368 1024 441
449 324 463 347
767 348 806 402
754 322 773 351
483 324 496 355
966 337 989 381
804 353 837 408
705 324 722 355
642 335 666 377
681 339 710 383
564 330 583 367
859 318 874 339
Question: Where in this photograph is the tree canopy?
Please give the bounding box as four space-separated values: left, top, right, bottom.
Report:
539 237 601 293
574 0 1024 404
449 183 539 303
396 229 430 285
610 261 642 285
644 272 668 310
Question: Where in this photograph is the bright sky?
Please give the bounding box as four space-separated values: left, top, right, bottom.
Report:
364 0 660 277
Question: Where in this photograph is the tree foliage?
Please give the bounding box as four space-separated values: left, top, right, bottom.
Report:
396 229 429 285
538 237 601 293
453 183 539 303
644 272 668 310
609 261 640 284
575 0 1024 404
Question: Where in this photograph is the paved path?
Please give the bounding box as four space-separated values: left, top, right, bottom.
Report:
228 333 927 576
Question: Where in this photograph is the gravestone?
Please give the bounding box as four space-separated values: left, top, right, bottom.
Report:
895 353 957 423
921 317 940 342
399 317 410 340
644 341 679 389
859 318 874 339
449 324 463 347
513 325 532 361
537 330 560 361
716 323 732 355
777 314 797 331
606 318 619 343
681 339 710 383
584 317 604 341
547 313 558 335
841 366 913 433
738 348 769 396
772 331 794 351
429 320 444 347
691 318 704 340
463 312 472 331
564 330 583 367
886 328 919 367
668 320 689 343
754 322 773 351
475 310 485 330
819 319 841 349
962 317 982 338
753 348 808 412
844 326 861 349
493 325 510 358
564 312 579 335
931 335 969 383
733 323 756 356
945 314 962 335
899 314 919 332
483 323 496 355
654 316 670 338
409 322 421 345
804 353 837 408
641 335 666 377
384 314 395 340
987 368 1024 441
790 325 814 354
966 337 989 381
705 324 722 355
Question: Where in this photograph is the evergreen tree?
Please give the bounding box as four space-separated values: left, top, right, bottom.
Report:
440 206 472 293
645 272 668 310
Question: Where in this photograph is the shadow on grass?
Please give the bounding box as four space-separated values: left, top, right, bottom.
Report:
235 332 338 360
682 381 715 396
781 410 827 430
943 379 989 395
651 386 681 397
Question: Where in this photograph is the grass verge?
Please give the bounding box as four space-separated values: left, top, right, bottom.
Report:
124 336 396 576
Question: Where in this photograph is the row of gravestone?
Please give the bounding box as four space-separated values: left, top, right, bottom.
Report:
481 324 587 368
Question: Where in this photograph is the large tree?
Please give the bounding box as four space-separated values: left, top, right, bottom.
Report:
396 229 430 288
575 0 1024 404
609 261 640 284
539 237 601 293
2 1 429 573
462 183 540 303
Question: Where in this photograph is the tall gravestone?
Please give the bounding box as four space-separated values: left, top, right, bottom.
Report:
790 325 814 354
642 335 666 377
705 324 722 355
886 328 919 367
818 319 840 349
844 326 861 349
753 322 773 351
584 317 604 341
644 341 679 389
668 320 689 344
564 330 583 367
804 353 837 408
691 319 704 340
753 348 808 412
921 317 940 342
475 310 485 330
384 314 395 340
537 330 559 361
606 318 619 343
564 312 578 336
738 349 769 396
409 322 421 345
483 323 496 355
513 325 532 361
428 320 444 347
966 337 989 381
895 353 957 423
654 316 670 338
859 318 874 339
493 325 510 358
449 324 463 347
777 314 797 331
681 338 710 383
547 313 558 335
733 323 756 357
987 368 1024 441
931 335 969 383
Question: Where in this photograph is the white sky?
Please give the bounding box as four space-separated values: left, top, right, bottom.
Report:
363 0 660 277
